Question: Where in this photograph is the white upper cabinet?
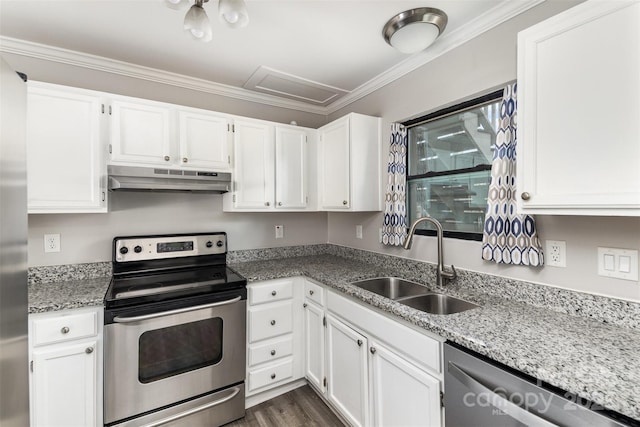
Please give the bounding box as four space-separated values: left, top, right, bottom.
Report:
224 122 315 211
109 97 232 171
178 109 232 170
229 119 275 210
275 126 308 209
318 113 381 211
27 82 107 213
517 0 640 216
109 98 172 166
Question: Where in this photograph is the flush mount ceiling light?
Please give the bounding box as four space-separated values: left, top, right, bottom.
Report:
165 0 249 43
382 7 447 54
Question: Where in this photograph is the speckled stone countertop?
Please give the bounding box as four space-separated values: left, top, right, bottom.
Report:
28 247 640 421
230 254 640 422
28 262 110 314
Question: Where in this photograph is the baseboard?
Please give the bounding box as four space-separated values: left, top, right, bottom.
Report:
245 378 307 409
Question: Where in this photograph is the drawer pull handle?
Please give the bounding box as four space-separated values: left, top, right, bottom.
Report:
61 326 70 334
521 192 531 201
343 200 348 205
270 320 276 326
270 373 276 380
271 290 277 296
164 155 170 162
370 347 377 354
182 157 188 163
303 303 308 308
309 290 314 295
270 350 276 356
357 339 363 347
85 347 94 354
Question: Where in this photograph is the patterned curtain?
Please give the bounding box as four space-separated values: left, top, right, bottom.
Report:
482 83 544 266
382 123 408 246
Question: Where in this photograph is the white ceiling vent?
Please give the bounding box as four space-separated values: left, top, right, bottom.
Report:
244 66 349 106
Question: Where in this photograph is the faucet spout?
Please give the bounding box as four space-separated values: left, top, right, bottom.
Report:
403 217 457 286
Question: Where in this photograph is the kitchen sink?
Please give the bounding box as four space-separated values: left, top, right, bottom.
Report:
350 277 431 300
397 293 479 315
350 277 480 315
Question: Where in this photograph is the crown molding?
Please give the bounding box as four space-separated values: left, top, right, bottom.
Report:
0 36 328 115
0 0 543 117
325 0 545 114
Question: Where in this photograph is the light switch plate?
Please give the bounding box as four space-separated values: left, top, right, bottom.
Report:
275 225 284 239
597 247 638 281
356 225 363 239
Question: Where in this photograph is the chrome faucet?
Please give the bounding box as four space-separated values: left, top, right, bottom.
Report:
403 217 457 287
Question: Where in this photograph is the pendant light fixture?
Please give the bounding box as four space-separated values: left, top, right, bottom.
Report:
165 0 249 43
383 8 447 54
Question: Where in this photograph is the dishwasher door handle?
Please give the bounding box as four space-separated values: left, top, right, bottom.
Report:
113 296 242 323
448 361 556 427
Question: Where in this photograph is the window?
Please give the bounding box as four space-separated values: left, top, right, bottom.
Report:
405 90 503 241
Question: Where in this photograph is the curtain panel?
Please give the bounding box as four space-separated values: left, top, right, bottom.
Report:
382 123 408 246
481 83 544 266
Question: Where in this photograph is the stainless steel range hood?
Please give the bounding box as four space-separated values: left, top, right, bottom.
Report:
108 165 231 194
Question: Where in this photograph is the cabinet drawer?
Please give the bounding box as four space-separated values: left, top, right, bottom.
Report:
31 310 98 346
248 359 294 393
304 280 325 306
248 335 293 367
248 279 293 305
248 301 293 343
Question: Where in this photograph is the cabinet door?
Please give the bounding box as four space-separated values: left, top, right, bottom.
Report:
232 119 275 209
179 110 231 170
275 127 307 209
319 117 350 209
26 85 106 213
31 339 98 427
304 301 325 393
110 98 172 166
326 315 369 427
370 340 441 427
517 1 640 215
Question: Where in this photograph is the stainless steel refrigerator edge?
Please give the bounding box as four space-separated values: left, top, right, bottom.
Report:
0 56 29 426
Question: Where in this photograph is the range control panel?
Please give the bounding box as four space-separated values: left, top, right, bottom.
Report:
114 233 226 262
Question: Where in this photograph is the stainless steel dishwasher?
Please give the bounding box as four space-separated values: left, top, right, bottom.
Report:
443 343 638 427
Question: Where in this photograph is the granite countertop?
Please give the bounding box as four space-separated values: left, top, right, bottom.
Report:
28 253 640 421
28 276 110 314
229 254 640 422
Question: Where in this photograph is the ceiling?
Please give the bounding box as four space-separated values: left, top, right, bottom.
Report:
0 0 541 114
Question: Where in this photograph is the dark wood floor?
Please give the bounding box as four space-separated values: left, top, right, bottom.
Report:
226 385 345 427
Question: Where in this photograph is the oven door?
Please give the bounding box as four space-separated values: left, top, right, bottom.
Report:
104 290 246 425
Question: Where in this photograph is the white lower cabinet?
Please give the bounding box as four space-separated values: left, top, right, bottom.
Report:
28 307 103 427
326 314 369 427
303 283 325 393
246 278 304 399
303 279 444 427
369 339 442 427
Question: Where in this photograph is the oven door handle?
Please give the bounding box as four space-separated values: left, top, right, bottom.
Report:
140 386 241 427
112 296 242 323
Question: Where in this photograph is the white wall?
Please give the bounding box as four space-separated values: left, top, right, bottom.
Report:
28 193 328 266
327 0 640 303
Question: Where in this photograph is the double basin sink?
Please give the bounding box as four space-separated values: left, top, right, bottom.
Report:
350 277 479 315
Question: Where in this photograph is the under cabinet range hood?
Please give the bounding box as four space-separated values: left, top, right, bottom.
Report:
108 165 231 194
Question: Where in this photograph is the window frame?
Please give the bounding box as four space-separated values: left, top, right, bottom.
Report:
403 89 504 242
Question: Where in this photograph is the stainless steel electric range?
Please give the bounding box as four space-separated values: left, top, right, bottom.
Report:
103 232 247 427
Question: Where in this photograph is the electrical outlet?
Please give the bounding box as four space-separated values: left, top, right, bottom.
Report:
44 234 61 253
356 225 363 239
545 240 566 267
275 225 284 239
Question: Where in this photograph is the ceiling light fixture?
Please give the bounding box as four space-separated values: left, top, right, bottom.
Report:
382 7 447 54
165 0 249 43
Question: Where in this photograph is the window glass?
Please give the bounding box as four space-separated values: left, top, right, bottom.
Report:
406 91 502 240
